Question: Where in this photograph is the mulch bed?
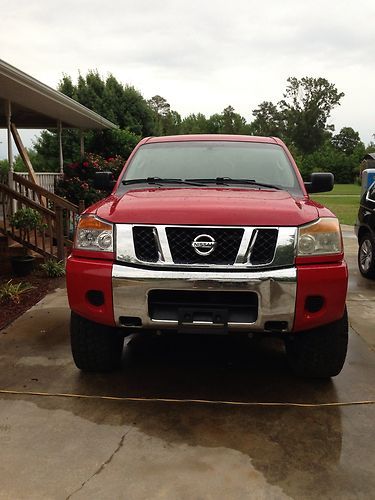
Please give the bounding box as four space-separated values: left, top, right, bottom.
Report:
0 268 65 331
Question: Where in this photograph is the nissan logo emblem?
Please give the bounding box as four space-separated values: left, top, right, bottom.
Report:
192 234 216 256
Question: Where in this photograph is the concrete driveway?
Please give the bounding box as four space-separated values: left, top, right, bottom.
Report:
0 226 374 499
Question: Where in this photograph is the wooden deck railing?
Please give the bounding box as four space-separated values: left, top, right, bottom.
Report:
0 173 83 260
16 172 63 193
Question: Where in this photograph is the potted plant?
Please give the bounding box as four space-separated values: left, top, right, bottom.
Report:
9 208 44 276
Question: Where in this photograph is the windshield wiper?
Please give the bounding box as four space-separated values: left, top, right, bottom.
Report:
122 177 205 187
187 177 282 190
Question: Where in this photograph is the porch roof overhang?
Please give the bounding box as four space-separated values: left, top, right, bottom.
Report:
0 59 117 130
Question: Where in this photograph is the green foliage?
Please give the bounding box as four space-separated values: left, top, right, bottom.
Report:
332 127 362 155
148 95 171 116
180 107 250 135
279 77 345 154
207 106 250 134
250 101 285 137
298 139 365 183
10 208 44 231
0 280 35 304
180 113 210 134
55 153 125 205
147 95 182 136
40 259 66 278
33 130 81 171
0 149 48 173
28 70 367 185
34 71 153 168
87 128 140 159
61 72 155 136
0 159 8 177
365 135 375 154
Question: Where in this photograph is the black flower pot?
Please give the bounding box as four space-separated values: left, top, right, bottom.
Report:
11 255 35 277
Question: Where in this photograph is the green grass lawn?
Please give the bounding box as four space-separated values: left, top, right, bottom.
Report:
310 184 361 225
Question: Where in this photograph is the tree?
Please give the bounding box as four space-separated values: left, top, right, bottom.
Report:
164 110 182 135
279 77 345 154
34 72 154 169
87 128 140 159
365 134 375 154
34 129 81 170
147 95 181 135
207 106 250 134
250 101 284 138
120 85 155 136
0 158 9 176
147 95 171 117
332 127 363 155
298 138 365 183
221 106 248 134
0 149 49 172
180 113 209 134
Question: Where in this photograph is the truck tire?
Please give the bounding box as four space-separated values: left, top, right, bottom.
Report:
285 308 348 378
358 232 375 279
70 312 124 372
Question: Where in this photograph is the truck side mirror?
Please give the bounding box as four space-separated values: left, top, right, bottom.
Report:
94 172 116 191
304 173 334 194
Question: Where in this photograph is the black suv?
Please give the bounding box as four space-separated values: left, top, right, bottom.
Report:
356 182 375 278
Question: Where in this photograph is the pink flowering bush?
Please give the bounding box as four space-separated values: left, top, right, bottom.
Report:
56 153 126 206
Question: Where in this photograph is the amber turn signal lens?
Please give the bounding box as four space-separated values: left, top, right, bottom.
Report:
77 216 112 231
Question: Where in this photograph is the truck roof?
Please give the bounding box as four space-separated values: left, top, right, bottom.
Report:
144 134 281 144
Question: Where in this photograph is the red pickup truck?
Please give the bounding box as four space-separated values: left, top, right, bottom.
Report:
66 135 348 378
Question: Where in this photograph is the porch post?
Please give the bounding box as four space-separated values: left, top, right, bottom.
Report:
5 100 15 214
5 100 13 184
58 120 63 174
80 130 85 159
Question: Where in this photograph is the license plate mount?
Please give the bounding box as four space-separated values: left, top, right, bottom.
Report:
178 307 228 327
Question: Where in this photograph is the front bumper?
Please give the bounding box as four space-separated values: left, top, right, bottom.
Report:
112 265 297 332
67 256 347 333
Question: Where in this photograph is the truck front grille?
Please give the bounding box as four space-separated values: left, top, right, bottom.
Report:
250 229 278 265
133 226 159 262
118 224 295 269
166 227 244 265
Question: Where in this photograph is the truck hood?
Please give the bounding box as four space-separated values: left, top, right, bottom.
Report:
93 187 319 226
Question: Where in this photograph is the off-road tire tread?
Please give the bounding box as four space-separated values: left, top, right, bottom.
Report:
285 308 348 378
70 312 124 372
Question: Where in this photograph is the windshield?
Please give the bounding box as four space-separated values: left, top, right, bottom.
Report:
121 141 302 193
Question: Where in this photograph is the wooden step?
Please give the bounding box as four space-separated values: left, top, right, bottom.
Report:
7 243 26 257
0 235 9 261
0 234 8 248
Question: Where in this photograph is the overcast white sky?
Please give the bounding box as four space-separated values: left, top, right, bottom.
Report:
1 0 374 158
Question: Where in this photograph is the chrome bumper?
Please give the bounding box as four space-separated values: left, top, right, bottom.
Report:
112 265 297 332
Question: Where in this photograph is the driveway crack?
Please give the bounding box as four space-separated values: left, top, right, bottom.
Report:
66 427 133 499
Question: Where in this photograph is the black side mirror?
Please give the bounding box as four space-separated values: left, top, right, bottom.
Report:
304 173 334 194
94 172 116 191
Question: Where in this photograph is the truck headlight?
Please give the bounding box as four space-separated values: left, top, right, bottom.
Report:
297 218 342 256
75 215 113 252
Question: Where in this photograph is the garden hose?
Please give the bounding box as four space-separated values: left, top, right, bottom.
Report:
0 389 374 408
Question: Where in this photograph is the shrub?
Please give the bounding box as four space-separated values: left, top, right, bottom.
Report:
10 208 44 232
297 141 364 183
55 153 126 205
0 159 9 178
40 259 66 278
0 280 35 304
